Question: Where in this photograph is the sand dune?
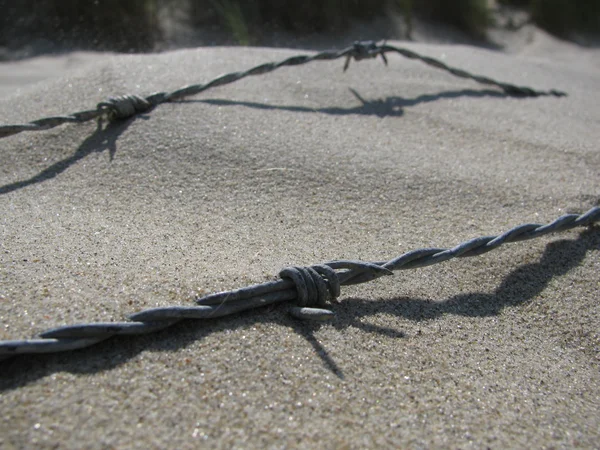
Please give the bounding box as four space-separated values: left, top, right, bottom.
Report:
0 32 599 448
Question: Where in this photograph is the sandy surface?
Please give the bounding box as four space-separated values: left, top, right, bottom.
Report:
0 51 111 99
0 29 599 449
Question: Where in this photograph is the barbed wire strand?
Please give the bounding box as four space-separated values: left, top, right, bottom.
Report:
0 207 597 360
0 41 566 139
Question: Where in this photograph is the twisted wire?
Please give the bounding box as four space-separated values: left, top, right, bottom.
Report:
0 207 597 360
377 43 567 98
0 41 566 139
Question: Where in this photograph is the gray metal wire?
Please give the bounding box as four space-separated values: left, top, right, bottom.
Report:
0 207 597 360
0 41 566 139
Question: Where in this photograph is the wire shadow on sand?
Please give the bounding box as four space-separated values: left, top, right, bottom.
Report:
1 228 596 388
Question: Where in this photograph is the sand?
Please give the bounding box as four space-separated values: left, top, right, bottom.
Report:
0 30 599 449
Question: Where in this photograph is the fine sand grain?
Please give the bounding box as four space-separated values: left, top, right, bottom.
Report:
0 34 599 448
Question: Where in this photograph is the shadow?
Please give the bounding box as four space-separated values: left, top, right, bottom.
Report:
0 87 509 195
290 320 346 379
1 227 596 390
0 115 143 195
181 87 509 119
336 227 600 324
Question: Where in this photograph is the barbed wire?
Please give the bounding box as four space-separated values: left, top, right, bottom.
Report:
0 41 566 139
0 40 585 361
0 207 597 360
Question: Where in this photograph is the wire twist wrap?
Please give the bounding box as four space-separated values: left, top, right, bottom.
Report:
279 265 341 307
97 94 154 120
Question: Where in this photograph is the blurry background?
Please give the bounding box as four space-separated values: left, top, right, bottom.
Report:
0 0 598 59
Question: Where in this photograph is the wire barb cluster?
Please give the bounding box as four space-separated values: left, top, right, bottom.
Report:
0 207 597 360
0 40 566 139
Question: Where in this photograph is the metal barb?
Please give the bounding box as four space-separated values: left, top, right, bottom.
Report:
343 40 388 72
0 41 566 139
0 207 597 360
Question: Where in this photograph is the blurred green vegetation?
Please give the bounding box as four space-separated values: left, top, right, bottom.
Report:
499 0 600 35
0 0 598 54
0 0 160 51
194 0 487 38
532 0 600 36
409 0 492 38
191 0 388 41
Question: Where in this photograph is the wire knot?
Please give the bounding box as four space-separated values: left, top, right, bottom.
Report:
279 265 341 307
344 40 388 72
97 94 153 121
